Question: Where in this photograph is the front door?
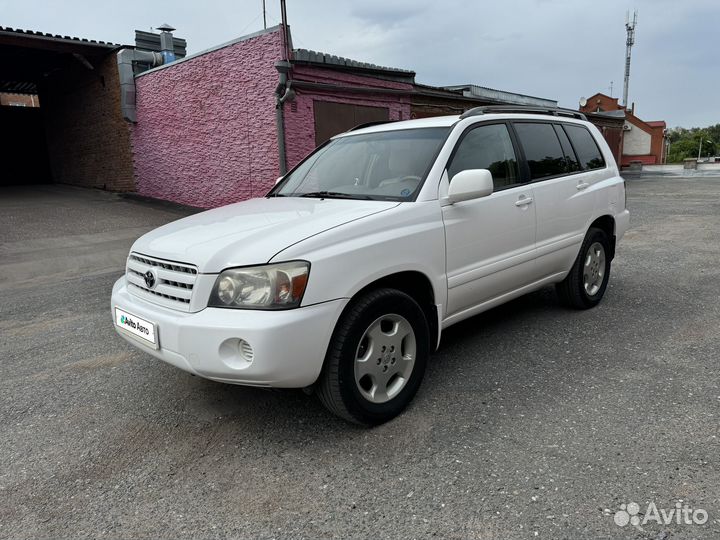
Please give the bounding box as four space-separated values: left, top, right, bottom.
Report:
442 123 537 318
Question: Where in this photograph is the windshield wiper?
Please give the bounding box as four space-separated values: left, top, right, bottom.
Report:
297 191 373 200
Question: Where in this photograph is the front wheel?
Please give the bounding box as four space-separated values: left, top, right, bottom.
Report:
317 288 429 425
556 227 612 309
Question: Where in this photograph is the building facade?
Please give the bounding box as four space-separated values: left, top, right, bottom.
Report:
0 26 134 189
2 24 559 206
130 26 559 208
580 93 666 166
131 26 418 208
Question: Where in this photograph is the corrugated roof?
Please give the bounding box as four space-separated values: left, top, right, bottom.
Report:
444 84 556 106
0 25 120 47
0 81 37 94
292 48 415 80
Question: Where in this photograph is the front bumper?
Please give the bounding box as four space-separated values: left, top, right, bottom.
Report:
111 277 347 388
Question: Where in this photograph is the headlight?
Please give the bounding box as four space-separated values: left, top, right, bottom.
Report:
208 261 310 310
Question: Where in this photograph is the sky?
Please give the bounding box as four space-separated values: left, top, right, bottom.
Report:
2 0 717 128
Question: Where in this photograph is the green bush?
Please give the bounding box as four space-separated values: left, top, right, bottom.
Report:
666 126 718 163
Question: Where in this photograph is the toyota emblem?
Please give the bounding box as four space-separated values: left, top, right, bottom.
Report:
144 269 156 289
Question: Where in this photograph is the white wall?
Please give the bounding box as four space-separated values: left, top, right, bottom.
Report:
623 121 652 155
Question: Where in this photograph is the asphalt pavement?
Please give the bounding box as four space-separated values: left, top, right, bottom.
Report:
1 178 719 539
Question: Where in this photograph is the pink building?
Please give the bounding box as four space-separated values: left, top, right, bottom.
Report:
132 26 415 208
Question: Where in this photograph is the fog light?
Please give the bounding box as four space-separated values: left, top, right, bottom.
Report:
219 338 254 369
238 339 254 363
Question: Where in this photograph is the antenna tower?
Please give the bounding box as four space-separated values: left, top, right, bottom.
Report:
622 10 638 108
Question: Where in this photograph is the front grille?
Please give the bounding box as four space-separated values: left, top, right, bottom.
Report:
126 253 198 311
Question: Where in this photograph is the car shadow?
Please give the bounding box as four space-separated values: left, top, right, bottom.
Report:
168 285 571 436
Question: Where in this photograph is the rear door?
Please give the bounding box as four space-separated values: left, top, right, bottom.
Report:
512 121 601 278
442 122 537 317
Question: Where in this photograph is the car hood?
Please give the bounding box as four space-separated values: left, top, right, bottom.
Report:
130 197 399 273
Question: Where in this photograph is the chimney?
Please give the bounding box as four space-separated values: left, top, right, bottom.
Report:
157 23 176 63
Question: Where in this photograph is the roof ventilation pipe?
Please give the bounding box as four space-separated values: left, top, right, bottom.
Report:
117 48 163 123
117 23 178 123
157 23 177 63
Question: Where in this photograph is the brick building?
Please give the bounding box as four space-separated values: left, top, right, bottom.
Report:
2 24 558 207
130 25 557 208
0 92 39 106
0 26 135 189
580 92 666 166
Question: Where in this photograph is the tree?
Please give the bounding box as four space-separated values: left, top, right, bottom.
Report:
665 125 718 163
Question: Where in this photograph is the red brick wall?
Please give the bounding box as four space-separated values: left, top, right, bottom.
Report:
42 54 135 191
581 93 666 166
581 94 621 114
0 93 39 107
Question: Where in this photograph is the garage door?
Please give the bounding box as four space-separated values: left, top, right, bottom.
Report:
313 100 389 146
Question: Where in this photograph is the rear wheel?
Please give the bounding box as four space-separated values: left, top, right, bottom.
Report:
556 227 611 309
317 288 429 425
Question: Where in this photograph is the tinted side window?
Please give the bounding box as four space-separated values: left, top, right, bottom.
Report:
448 124 520 189
514 123 566 180
564 125 606 170
553 124 581 173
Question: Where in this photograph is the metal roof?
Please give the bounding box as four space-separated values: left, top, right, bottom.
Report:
292 48 415 81
0 81 37 94
0 26 121 95
444 84 557 108
0 25 120 48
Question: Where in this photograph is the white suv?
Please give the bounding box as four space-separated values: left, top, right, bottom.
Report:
112 106 629 425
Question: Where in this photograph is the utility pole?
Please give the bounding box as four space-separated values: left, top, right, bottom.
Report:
609 81 613 97
697 137 711 161
280 0 291 61
622 10 638 108
263 0 267 29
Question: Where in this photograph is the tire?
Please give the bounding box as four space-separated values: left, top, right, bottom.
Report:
556 227 612 309
317 288 429 425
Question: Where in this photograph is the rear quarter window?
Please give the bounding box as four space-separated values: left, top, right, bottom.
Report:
564 124 606 170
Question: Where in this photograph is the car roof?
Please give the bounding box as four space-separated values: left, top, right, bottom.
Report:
336 113 590 138
335 116 459 138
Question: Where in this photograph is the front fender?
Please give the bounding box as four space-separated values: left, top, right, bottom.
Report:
270 202 448 314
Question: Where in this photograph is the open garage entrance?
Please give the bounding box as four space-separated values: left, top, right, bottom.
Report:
0 93 50 185
0 27 135 190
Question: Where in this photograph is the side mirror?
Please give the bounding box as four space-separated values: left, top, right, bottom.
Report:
447 169 494 203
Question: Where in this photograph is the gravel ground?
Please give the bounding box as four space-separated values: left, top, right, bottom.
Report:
1 177 719 539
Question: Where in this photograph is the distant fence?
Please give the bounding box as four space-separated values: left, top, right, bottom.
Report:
622 162 720 177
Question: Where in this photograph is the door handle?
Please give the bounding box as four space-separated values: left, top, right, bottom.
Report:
515 196 533 207
576 182 590 190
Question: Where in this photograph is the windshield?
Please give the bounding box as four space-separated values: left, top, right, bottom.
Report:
272 127 450 201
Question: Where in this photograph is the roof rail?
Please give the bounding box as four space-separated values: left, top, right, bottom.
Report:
459 105 587 121
347 120 397 132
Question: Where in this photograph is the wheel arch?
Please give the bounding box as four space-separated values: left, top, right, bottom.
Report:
343 271 440 352
589 214 616 260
